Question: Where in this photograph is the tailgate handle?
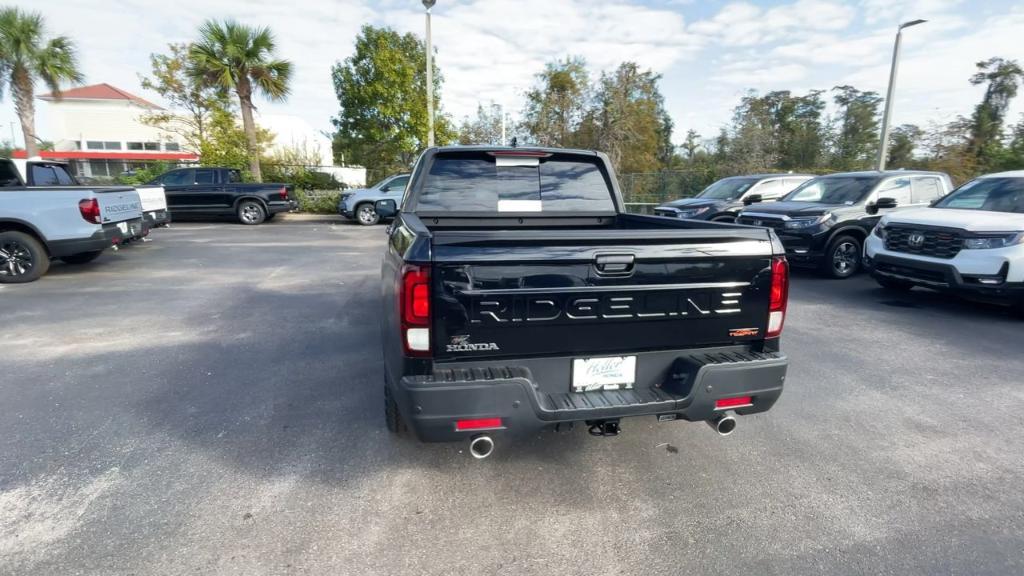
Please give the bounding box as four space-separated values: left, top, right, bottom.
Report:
594 254 635 275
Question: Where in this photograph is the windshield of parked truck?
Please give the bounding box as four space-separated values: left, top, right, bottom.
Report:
415 151 615 213
783 176 881 205
933 177 1024 213
697 177 759 201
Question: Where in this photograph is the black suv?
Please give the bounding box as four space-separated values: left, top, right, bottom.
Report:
655 174 812 222
736 171 952 278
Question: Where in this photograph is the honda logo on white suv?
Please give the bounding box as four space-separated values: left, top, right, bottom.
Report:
908 232 925 248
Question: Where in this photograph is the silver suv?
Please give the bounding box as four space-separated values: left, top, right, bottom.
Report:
338 173 410 225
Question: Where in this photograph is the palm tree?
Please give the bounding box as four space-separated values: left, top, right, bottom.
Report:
0 8 83 158
189 20 291 182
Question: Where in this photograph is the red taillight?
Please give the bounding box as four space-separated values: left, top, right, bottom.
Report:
455 418 502 431
400 265 431 356
715 396 753 410
278 186 288 200
78 198 101 224
767 256 789 338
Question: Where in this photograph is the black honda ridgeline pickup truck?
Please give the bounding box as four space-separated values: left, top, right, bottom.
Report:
377 146 790 457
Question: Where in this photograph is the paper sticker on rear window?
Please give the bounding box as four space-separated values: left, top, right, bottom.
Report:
497 199 542 212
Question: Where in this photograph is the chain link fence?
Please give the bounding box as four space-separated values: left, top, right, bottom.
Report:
617 170 719 214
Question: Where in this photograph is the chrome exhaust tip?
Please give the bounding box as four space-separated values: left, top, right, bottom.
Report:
469 435 495 459
707 414 737 436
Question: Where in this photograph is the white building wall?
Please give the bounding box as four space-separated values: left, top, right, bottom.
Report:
46 100 180 151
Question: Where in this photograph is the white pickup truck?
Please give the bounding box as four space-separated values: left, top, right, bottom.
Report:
0 158 148 283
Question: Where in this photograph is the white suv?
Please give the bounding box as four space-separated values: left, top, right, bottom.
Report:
865 171 1024 312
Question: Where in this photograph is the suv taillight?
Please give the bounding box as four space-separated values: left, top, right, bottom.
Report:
401 265 431 356
78 198 101 224
767 256 788 338
279 186 288 200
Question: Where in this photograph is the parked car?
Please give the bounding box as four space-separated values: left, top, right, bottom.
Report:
736 170 952 278
374 146 790 457
337 173 410 225
148 167 296 225
0 158 144 283
866 171 1024 312
655 174 812 222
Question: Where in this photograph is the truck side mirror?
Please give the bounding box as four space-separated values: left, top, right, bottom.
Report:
743 194 763 206
375 199 398 218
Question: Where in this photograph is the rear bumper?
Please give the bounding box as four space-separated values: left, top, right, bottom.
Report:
868 253 1024 302
144 209 171 227
48 225 120 258
393 347 787 442
268 200 297 215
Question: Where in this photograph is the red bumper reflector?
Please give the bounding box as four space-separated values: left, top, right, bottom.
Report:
715 396 752 410
455 418 502 431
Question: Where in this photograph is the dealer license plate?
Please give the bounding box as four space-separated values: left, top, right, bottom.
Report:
571 356 636 393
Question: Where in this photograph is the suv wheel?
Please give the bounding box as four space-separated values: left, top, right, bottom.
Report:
0 230 49 284
356 203 380 226
822 235 861 279
237 200 266 225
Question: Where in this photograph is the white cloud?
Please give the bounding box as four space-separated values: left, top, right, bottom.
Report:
5 0 1022 157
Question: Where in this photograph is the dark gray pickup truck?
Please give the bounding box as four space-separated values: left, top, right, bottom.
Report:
376 146 790 458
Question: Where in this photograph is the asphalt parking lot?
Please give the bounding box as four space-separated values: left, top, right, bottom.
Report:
2 220 1023 575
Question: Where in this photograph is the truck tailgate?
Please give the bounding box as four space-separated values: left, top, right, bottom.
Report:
94 187 144 223
431 229 776 360
134 185 167 212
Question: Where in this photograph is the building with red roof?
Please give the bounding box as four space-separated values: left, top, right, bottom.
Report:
28 83 198 179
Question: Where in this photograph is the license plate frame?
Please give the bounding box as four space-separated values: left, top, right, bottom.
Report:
571 356 637 393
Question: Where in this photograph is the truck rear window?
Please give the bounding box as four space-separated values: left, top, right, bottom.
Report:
415 152 615 213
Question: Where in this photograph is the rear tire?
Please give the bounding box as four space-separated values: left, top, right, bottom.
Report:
59 250 104 265
875 276 914 292
821 235 862 279
0 230 49 283
384 382 407 435
237 200 266 225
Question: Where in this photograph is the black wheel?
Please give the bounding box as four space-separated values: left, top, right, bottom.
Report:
355 203 380 226
711 214 736 223
821 235 862 279
384 383 407 435
875 276 913 292
60 250 104 265
0 230 49 283
237 200 266 225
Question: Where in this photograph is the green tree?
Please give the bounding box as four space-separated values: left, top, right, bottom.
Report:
189 19 292 182
967 57 1024 169
681 129 702 160
198 105 274 175
458 102 505 145
0 7 82 158
331 25 453 182
521 56 591 147
831 85 882 171
139 42 228 152
587 62 673 173
886 124 923 168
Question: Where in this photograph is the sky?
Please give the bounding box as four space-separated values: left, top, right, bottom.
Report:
5 0 1024 151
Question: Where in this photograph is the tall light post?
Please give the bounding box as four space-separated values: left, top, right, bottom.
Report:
423 0 436 147
876 19 926 171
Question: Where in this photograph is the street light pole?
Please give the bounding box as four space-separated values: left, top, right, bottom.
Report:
876 19 926 171
423 0 436 148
